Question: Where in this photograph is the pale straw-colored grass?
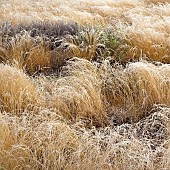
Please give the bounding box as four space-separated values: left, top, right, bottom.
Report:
0 58 169 169
0 0 170 169
0 64 39 114
0 104 169 169
100 60 170 123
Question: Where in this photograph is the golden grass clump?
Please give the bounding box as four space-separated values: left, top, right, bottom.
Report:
100 61 170 123
0 32 51 75
0 64 38 113
50 58 108 127
126 25 170 63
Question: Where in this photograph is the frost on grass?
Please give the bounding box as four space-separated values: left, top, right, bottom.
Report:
0 0 170 169
0 105 169 170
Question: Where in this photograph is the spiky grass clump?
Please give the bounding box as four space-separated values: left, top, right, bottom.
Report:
67 27 102 61
0 64 38 113
66 26 130 63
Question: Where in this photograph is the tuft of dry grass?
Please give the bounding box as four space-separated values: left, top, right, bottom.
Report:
0 32 52 75
100 61 170 123
124 3 170 63
50 58 109 127
0 64 39 114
